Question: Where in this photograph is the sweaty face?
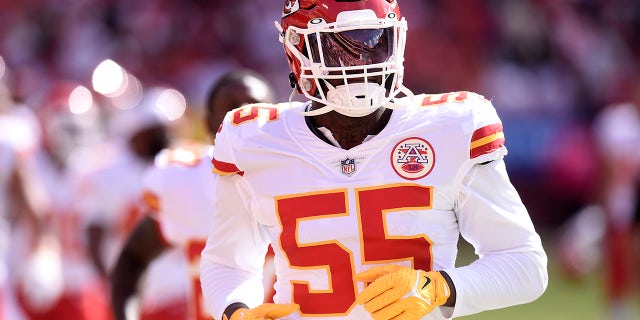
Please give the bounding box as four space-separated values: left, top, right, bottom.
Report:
309 27 394 68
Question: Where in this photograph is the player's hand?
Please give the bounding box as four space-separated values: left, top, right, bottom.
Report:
354 265 450 320
224 303 300 320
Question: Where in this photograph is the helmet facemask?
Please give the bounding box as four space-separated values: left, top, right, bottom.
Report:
281 9 411 117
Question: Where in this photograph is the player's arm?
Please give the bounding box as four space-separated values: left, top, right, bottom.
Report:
445 159 548 317
200 173 274 319
8 156 43 238
110 216 170 320
87 222 109 279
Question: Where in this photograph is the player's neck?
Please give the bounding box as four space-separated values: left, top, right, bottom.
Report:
307 105 392 150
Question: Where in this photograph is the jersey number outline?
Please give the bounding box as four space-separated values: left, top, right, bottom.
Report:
231 105 279 126
276 184 433 316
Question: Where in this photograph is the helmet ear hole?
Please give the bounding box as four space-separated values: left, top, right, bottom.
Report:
289 73 298 89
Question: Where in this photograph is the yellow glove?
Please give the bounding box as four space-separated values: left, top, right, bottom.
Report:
223 303 300 320
355 265 450 320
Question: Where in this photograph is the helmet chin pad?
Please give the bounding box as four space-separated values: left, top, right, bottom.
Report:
326 82 385 117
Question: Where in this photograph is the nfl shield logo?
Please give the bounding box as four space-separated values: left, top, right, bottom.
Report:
341 158 356 176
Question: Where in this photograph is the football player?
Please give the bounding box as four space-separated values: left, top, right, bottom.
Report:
79 87 190 320
200 1 548 320
109 69 276 320
12 82 111 320
592 78 640 320
0 141 38 320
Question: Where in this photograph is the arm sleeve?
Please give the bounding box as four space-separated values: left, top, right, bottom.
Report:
200 173 270 320
444 159 548 318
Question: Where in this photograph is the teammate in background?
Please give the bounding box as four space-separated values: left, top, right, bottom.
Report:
109 70 276 320
200 1 548 319
12 82 110 320
0 141 17 319
79 89 190 320
0 140 42 320
0 62 43 320
592 78 640 320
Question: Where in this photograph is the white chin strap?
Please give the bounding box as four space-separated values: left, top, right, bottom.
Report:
288 82 415 117
326 83 385 117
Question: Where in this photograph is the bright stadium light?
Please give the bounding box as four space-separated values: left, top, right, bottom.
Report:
155 88 186 121
68 85 93 114
92 59 127 97
110 74 143 110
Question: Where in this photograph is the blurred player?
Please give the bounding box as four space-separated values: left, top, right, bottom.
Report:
0 141 13 319
200 1 548 319
0 140 39 320
79 88 189 320
12 82 111 320
0 62 42 320
592 78 640 320
110 69 275 320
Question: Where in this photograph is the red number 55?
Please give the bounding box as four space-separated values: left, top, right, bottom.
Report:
276 184 434 316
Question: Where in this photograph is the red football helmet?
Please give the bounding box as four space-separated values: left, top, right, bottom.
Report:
277 0 411 116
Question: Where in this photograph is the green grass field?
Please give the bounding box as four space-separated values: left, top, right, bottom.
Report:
455 235 612 320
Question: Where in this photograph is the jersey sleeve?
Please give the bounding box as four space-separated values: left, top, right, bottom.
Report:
200 173 270 320
211 112 243 176
445 159 548 317
466 93 507 164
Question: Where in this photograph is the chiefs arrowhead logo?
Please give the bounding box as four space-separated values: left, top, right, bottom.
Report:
390 137 435 180
283 0 300 17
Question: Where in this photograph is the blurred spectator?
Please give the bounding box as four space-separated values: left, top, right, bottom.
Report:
403 1 494 94
481 1 581 118
547 1 636 109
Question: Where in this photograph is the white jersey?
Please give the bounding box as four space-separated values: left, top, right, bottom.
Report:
142 144 216 320
144 145 215 246
20 148 99 292
0 105 40 156
78 146 189 308
201 92 547 319
143 144 277 320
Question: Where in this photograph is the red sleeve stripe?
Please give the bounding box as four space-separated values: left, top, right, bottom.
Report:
470 124 505 159
211 158 243 176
